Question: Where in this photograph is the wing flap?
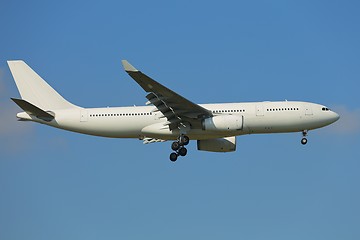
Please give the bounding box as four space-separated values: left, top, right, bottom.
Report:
142 137 166 144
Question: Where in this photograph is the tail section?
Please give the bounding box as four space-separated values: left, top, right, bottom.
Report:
7 60 78 110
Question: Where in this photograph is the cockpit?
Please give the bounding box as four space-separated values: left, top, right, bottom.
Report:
321 107 331 111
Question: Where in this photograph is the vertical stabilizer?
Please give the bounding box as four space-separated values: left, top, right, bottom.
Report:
7 60 78 110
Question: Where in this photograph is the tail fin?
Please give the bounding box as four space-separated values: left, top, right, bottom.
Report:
7 60 78 110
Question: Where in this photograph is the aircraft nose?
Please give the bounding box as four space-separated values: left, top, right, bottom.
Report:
331 111 340 123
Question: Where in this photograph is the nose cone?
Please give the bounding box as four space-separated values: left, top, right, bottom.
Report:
330 111 340 123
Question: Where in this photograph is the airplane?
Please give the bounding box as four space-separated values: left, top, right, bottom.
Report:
7 60 340 162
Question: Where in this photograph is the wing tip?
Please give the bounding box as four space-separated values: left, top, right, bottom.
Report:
121 60 138 72
7 60 25 66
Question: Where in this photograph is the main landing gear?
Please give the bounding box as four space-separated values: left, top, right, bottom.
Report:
301 130 308 145
169 135 190 162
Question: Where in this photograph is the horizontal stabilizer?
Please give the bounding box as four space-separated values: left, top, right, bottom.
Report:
11 98 55 122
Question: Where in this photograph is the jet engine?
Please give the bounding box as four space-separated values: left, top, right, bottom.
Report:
202 115 243 131
197 136 236 152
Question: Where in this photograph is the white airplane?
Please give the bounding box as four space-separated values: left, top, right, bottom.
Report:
8 60 339 161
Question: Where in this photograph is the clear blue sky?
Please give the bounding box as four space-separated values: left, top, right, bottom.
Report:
1 1 359 239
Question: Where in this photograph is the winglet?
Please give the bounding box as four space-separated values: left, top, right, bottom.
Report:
121 60 138 72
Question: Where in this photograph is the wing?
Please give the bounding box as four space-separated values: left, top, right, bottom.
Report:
121 60 212 130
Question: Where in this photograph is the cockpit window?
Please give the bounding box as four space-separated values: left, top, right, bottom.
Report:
322 107 330 111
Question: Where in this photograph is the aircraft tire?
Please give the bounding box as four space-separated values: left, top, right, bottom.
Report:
178 147 187 156
301 138 308 145
181 135 190 146
171 142 180 151
170 152 178 162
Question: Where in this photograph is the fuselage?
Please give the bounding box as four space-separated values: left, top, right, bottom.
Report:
19 101 340 141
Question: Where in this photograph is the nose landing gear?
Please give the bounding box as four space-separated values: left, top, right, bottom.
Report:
169 135 190 162
301 130 308 145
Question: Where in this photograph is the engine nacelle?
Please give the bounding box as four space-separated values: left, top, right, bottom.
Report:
202 115 243 131
197 136 236 152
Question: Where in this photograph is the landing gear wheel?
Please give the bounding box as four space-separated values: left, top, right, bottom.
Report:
171 142 180 151
169 135 190 162
178 147 187 157
170 152 178 162
180 135 190 146
301 138 308 145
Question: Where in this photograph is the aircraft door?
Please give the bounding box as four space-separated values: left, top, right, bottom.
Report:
305 105 313 116
256 104 264 116
153 112 161 120
80 109 88 122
